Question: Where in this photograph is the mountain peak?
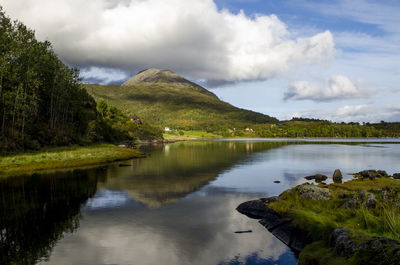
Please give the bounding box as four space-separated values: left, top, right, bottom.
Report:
122 68 182 86
122 68 218 98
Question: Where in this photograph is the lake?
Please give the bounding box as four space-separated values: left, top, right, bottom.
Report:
1 139 400 265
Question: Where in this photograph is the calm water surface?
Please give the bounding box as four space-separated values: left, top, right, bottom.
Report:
1 139 400 265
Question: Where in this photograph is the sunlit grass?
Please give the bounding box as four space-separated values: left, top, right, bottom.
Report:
163 130 222 140
270 178 400 264
0 144 143 176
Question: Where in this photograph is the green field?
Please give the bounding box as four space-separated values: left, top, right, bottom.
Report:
0 144 143 176
163 130 223 140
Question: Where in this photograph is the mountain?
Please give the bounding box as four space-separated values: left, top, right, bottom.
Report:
122 68 217 98
85 68 278 129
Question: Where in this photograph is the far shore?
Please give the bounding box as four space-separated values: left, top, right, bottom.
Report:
163 130 400 141
0 144 144 177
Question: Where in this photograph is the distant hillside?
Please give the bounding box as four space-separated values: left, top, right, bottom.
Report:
85 68 277 129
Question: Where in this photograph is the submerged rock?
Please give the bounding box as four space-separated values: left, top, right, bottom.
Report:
296 184 332 200
333 169 343 183
304 174 327 183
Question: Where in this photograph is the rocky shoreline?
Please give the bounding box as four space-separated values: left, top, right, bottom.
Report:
237 169 400 264
237 198 311 253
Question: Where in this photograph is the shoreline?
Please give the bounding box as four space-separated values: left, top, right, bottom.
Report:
0 144 145 177
237 170 400 265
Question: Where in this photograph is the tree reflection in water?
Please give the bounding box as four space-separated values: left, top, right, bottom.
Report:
0 170 100 264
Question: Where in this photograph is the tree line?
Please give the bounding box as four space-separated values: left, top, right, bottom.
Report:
0 7 161 151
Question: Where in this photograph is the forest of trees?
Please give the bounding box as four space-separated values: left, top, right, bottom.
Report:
0 7 161 151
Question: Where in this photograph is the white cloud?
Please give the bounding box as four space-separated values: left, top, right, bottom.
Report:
1 0 334 85
284 75 367 102
288 104 400 123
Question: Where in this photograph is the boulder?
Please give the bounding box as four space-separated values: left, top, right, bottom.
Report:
377 170 389 178
304 175 315 180
357 170 388 180
330 228 400 264
333 169 343 183
236 199 276 219
237 199 311 253
296 184 332 200
340 197 359 209
304 174 327 183
330 227 359 257
315 174 328 183
381 188 393 202
365 193 377 209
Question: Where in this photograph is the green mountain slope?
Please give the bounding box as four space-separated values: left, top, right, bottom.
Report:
85 68 277 129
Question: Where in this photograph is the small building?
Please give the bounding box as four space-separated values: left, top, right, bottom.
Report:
130 115 141 124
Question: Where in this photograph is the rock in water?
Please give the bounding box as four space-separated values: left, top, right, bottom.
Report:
333 169 343 183
315 174 327 183
296 184 332 200
236 200 275 219
304 174 327 182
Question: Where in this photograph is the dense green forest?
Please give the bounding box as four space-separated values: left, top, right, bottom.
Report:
222 120 400 138
0 8 161 151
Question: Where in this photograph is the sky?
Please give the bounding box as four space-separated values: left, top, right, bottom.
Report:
2 0 400 122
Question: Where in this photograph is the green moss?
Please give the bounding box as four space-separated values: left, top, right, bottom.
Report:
298 241 348 265
269 178 400 242
270 178 400 264
0 144 144 177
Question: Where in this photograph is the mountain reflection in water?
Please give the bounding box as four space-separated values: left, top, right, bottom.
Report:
2 140 400 264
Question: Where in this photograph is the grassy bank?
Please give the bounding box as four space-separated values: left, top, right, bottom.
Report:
266 174 400 264
0 144 144 177
163 130 222 140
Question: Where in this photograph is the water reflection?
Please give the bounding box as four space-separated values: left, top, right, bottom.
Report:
0 170 98 264
1 140 400 265
100 141 287 207
39 190 295 265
